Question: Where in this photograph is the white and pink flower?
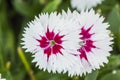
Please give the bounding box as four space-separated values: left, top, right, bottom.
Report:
71 0 103 11
21 12 80 73
65 9 113 76
21 9 113 76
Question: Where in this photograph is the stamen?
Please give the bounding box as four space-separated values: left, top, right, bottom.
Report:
79 41 86 46
50 40 55 46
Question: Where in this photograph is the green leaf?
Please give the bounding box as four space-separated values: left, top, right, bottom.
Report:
5 71 13 80
0 0 15 66
97 55 120 80
35 71 70 80
85 70 99 80
107 4 120 34
107 4 120 51
95 0 117 15
12 0 41 17
108 55 120 68
42 0 62 13
100 70 120 80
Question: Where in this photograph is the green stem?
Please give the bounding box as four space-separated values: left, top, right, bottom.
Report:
17 47 36 80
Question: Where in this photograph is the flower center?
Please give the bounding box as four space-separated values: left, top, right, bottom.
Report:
79 41 86 46
49 40 55 46
78 25 96 60
36 28 64 61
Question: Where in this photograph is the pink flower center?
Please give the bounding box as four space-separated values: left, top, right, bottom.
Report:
37 28 64 61
78 25 96 60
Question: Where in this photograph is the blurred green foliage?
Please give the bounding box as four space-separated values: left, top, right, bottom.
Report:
0 0 120 80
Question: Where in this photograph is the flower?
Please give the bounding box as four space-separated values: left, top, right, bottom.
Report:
66 9 113 76
21 12 80 73
0 74 6 80
71 0 103 11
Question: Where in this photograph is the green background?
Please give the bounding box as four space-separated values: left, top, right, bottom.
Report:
0 0 120 80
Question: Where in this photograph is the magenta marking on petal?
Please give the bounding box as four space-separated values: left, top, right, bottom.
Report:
80 26 93 39
36 36 49 48
78 48 87 60
44 47 52 61
54 33 64 44
84 40 96 52
52 44 63 54
46 28 55 40
78 25 96 60
36 28 64 61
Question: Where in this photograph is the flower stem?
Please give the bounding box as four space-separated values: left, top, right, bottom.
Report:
17 47 35 80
